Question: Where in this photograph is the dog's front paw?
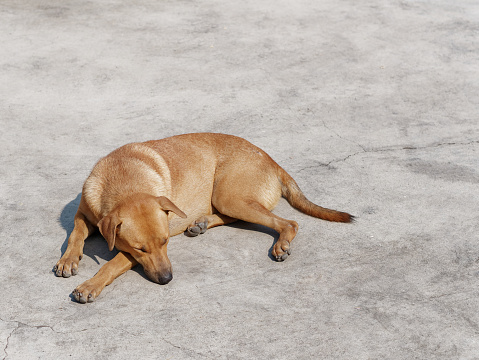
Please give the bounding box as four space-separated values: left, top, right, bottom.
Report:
54 253 82 277
272 240 291 262
186 217 208 237
72 280 99 304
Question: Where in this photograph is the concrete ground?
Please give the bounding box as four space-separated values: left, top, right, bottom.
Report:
1 0 478 358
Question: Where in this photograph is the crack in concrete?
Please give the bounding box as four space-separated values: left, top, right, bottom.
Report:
2 328 14 360
0 311 215 359
326 139 479 166
163 339 211 358
297 111 478 169
321 118 367 153
1 317 56 360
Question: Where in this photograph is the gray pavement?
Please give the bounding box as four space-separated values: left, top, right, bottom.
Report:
1 0 479 358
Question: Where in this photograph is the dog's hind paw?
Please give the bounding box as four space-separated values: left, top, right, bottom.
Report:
186 217 208 237
272 240 292 262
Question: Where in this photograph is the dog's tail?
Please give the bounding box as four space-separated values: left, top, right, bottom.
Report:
279 167 354 223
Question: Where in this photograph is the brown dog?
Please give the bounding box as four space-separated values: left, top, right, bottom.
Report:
54 133 353 303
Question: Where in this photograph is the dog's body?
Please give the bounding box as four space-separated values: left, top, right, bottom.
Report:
55 133 353 303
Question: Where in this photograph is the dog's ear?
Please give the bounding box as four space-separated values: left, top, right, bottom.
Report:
156 196 187 219
98 212 122 251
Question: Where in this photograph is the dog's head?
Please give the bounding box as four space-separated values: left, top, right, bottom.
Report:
98 194 186 285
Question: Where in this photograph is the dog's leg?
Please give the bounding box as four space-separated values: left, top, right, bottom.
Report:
72 251 138 303
55 211 94 277
186 213 236 237
213 198 298 261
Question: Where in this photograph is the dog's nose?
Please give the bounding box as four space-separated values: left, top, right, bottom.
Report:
158 272 173 285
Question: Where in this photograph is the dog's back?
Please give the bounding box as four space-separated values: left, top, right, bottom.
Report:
153 133 354 223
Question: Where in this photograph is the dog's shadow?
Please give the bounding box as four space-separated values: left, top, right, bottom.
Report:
225 222 280 261
58 193 117 266
58 194 281 271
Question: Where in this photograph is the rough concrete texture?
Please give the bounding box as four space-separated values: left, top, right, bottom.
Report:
1 0 479 358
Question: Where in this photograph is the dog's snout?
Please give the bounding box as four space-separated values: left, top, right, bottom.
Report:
158 272 173 285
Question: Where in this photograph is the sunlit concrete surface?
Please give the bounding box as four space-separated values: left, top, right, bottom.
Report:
1 0 479 358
